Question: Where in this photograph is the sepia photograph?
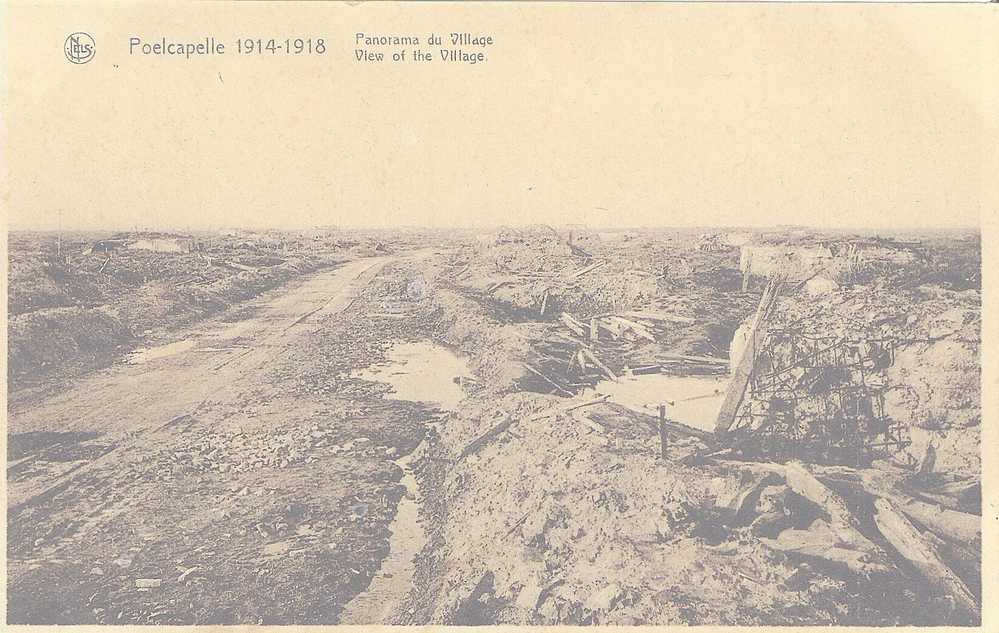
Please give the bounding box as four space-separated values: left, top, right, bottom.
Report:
3 1 994 628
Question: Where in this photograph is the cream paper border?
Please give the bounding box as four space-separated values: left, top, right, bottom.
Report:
2 1 997 631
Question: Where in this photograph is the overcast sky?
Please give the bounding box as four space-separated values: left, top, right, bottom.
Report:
5 4 987 231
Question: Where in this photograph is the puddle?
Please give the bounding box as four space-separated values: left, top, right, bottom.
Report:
585 373 730 432
353 341 470 409
338 451 425 624
340 340 469 623
128 340 196 364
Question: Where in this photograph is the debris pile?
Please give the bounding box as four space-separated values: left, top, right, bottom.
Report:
7 226 981 626
407 228 981 626
415 388 980 625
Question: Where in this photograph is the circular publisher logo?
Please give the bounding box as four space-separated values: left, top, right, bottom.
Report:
65 32 96 64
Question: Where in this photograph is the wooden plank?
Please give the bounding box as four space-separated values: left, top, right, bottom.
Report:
658 353 728 365
580 347 617 381
571 260 606 278
558 313 586 337
596 317 625 339
459 417 515 459
622 310 695 324
609 316 656 342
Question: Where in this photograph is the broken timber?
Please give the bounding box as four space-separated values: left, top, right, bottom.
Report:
783 462 882 554
714 277 782 435
571 260 606 278
579 347 617 381
873 498 979 620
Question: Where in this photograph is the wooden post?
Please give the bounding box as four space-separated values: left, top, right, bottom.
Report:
658 404 669 460
741 253 752 292
714 278 781 435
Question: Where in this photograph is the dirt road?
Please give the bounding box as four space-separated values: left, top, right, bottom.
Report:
7 251 441 624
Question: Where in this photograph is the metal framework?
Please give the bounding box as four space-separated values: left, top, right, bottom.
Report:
728 329 910 465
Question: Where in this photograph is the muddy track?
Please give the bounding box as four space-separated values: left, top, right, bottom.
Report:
8 257 392 511
6 252 445 624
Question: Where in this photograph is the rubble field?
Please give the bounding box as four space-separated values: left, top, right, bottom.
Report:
6 225 982 625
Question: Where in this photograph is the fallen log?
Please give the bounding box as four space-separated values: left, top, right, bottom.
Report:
856 470 982 543
525 394 611 423
596 318 625 339
924 478 980 497
760 520 890 576
873 498 979 619
923 531 981 599
891 496 980 547
486 280 515 293
913 478 982 513
625 364 662 376
783 462 882 554
714 472 784 524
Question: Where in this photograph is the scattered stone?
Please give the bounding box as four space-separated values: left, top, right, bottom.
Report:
134 578 162 589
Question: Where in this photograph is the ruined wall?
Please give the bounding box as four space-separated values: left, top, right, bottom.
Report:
127 238 190 253
739 245 833 280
